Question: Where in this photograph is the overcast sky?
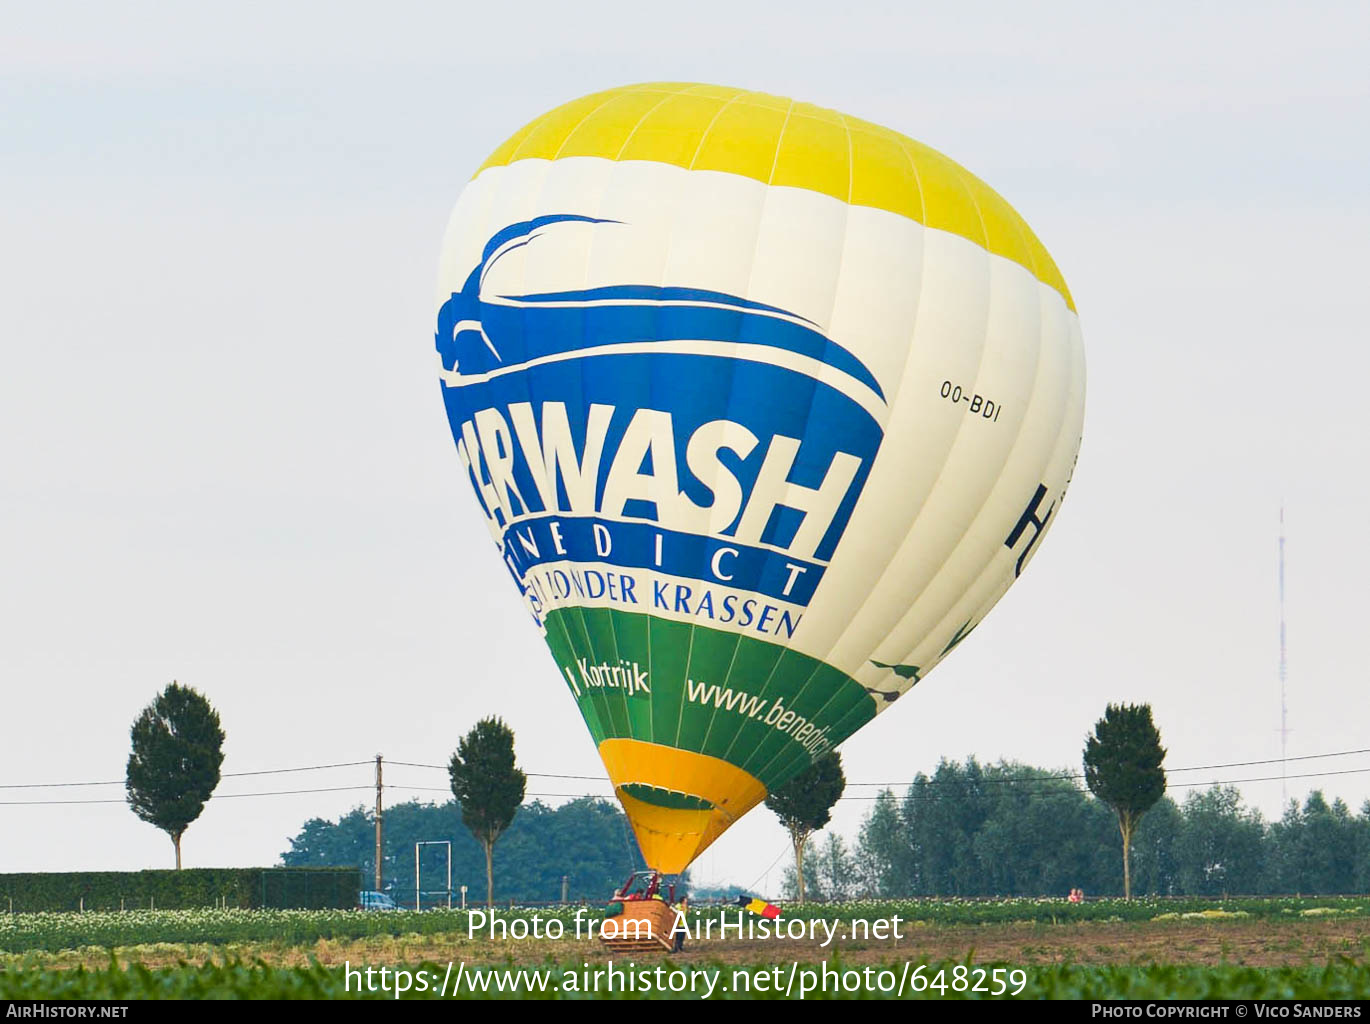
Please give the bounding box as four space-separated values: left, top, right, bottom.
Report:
2 1 1368 895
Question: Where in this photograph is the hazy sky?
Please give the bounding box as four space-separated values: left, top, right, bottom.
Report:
3 1 1368 895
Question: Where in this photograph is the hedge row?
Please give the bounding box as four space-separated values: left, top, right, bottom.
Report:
0 868 361 912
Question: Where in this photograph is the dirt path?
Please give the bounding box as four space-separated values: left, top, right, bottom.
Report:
673 917 1370 968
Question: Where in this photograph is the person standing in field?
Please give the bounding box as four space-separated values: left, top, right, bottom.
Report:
673 897 689 952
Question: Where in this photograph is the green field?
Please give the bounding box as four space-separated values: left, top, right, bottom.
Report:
3 897 1368 999
3 959 1369 1000
4 896 1367 953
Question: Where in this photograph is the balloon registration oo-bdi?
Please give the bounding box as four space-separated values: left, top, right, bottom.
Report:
434 82 1085 873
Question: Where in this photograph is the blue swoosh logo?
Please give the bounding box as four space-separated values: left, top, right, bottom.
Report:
435 215 885 403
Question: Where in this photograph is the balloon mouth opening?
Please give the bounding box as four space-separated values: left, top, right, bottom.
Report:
617 783 715 812
598 739 768 874
614 786 734 874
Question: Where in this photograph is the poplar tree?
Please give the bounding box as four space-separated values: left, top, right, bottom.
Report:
449 717 527 907
1083 703 1167 898
765 751 846 903
126 681 225 869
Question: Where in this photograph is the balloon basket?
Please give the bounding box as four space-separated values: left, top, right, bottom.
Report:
599 897 677 955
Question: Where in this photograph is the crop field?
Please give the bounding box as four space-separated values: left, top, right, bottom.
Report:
2 897 1368 999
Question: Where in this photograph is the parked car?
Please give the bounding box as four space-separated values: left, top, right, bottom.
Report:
357 890 399 911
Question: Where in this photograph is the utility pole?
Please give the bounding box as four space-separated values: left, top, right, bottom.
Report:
374 754 384 893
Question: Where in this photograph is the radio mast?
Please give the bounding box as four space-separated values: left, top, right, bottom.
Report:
1278 506 1290 806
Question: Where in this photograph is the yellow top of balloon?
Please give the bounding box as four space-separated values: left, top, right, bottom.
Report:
476 81 1074 311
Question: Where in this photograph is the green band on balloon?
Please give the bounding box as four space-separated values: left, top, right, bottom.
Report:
543 607 875 794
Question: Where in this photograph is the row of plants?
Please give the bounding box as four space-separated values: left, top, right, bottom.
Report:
2 957 1368 1000
3 897 1367 954
777 895 1370 925
0 867 360 913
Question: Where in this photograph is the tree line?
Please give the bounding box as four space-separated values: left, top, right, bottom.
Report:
770 702 1174 900
116 685 1369 901
770 705 1367 900
783 760 1370 899
280 796 643 904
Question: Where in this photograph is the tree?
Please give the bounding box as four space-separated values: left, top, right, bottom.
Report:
1129 796 1183 896
812 832 857 901
1174 786 1266 895
1267 791 1360 894
1355 802 1370 894
969 763 1115 898
780 838 820 901
125 681 225 869
1083 703 1167 899
448 717 526 907
902 758 997 896
764 751 845 903
856 789 906 897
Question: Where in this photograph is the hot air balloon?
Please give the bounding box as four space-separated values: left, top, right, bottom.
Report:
434 82 1084 878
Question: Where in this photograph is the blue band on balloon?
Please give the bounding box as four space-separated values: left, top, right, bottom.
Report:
501 516 826 607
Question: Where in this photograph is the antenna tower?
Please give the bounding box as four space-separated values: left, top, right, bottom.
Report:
1278 506 1290 805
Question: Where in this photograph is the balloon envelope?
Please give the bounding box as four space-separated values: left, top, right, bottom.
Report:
435 83 1084 872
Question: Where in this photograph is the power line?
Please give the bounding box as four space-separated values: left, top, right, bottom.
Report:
376 765 1370 804
388 786 610 799
226 761 373 779
835 765 1370 800
0 760 373 791
8 763 1370 809
843 746 1370 788
389 760 605 782
744 845 793 895
0 785 616 808
3 747 1368 805
1161 766 1370 790
0 785 373 807
391 747 1370 789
